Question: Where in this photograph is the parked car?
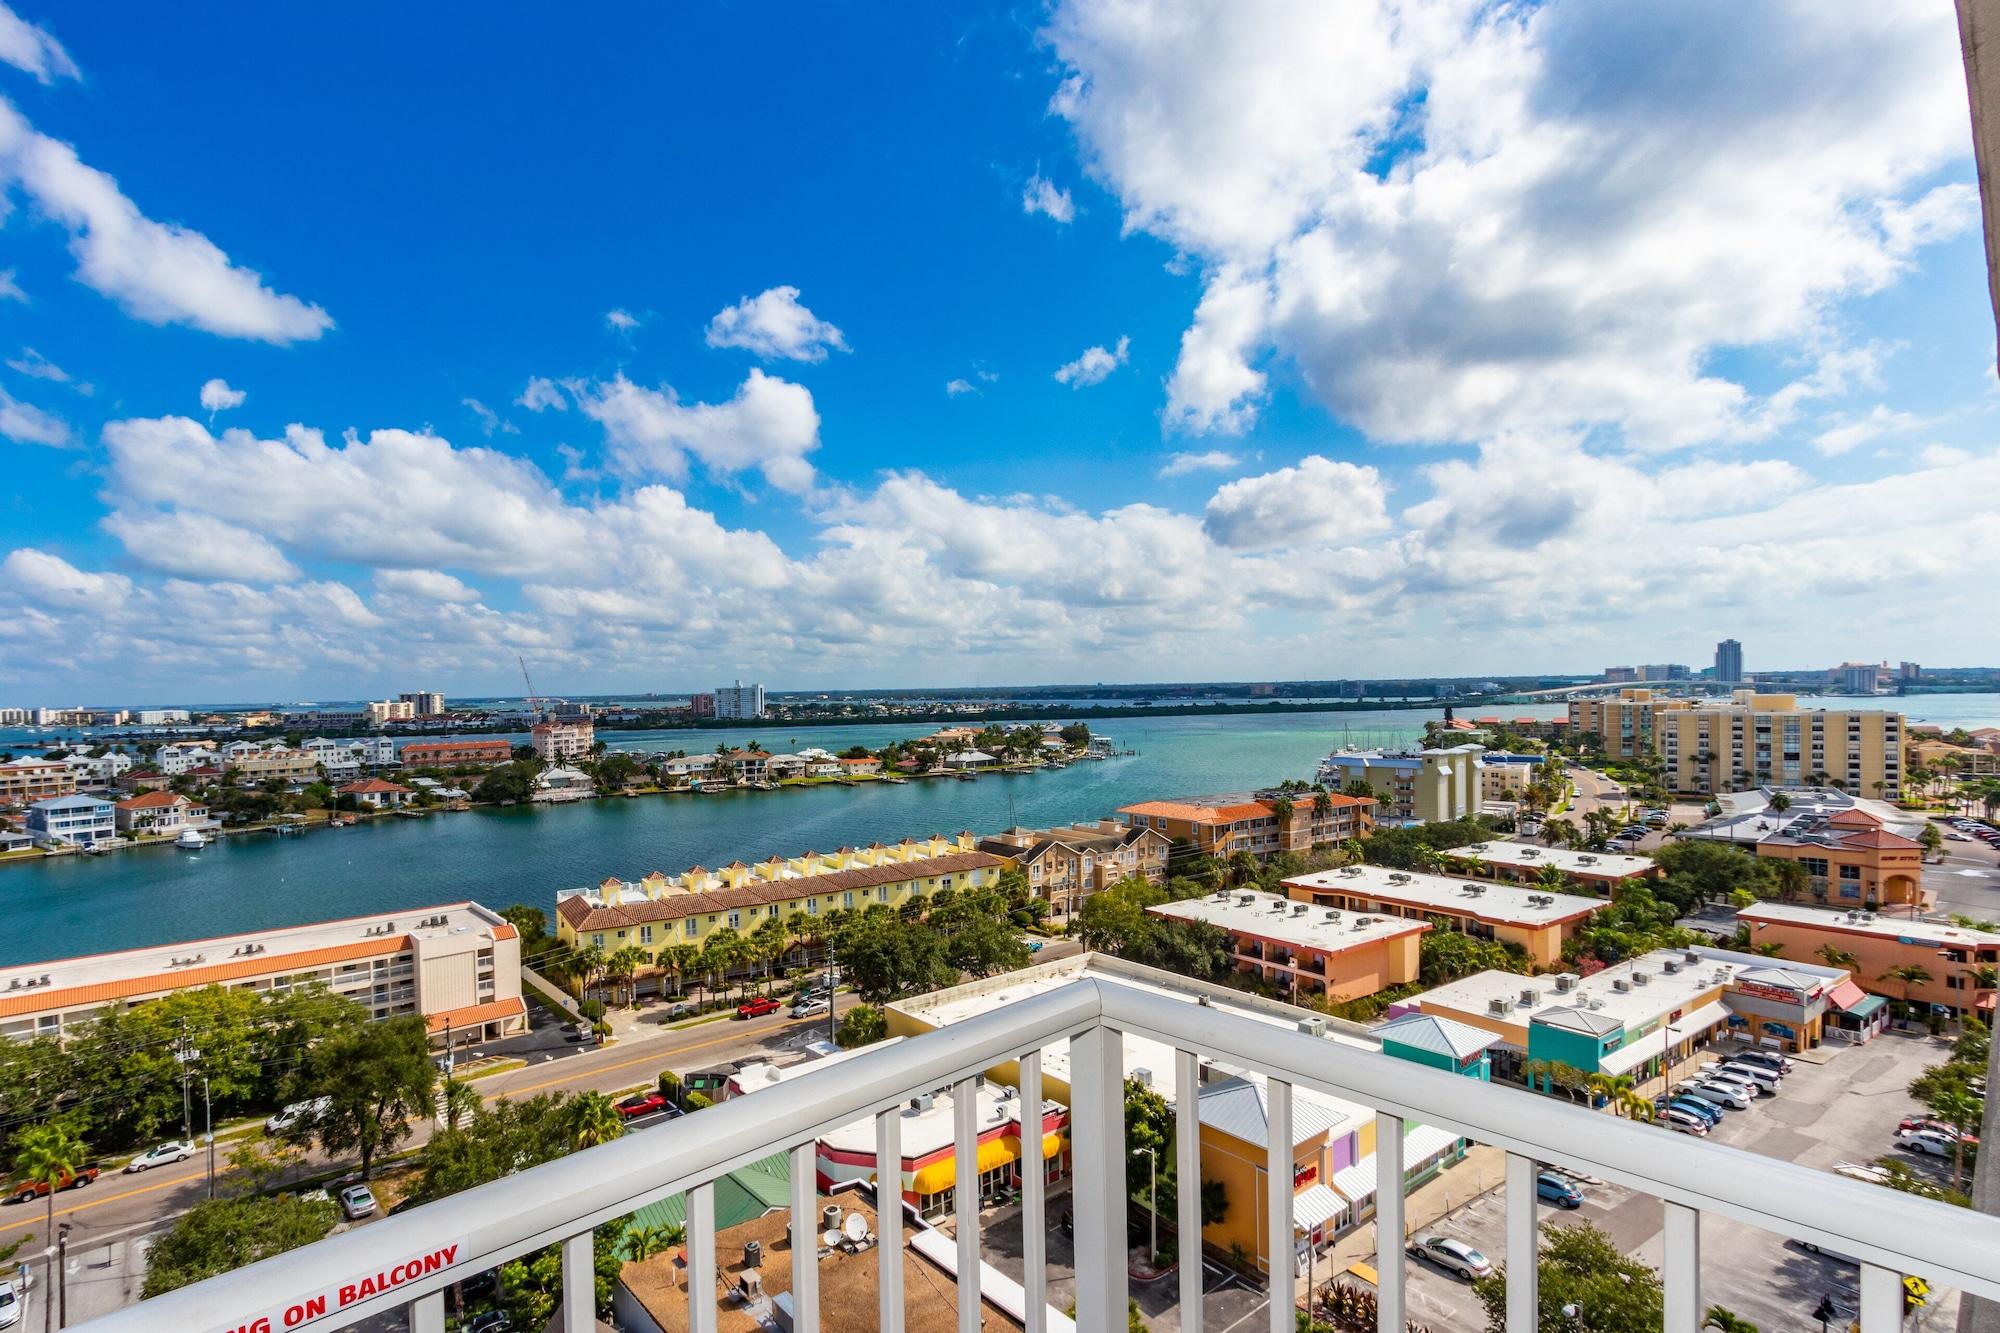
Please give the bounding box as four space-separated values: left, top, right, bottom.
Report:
1713 1061 1782 1093
1947 832 1973 842
564 1021 598 1044
7 1163 97 1202
1727 1049 1794 1076
339 1183 378 1219
1899 1117 1977 1145
1025 939 1045 953
1683 1080 1753 1110
1536 1172 1584 1208
125 1141 195 1173
665 1002 694 1020
265 1097 331 1134
615 1092 668 1119
737 996 782 1019
1664 1096 1712 1128
1660 1097 1722 1127
1895 1128 1956 1158
465 1313 512 1333
0 1278 20 1329
1669 1088 1731 1118
1407 1235 1493 1280
791 998 831 1019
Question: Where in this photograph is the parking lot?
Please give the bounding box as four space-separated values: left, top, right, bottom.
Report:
1379 1028 1961 1331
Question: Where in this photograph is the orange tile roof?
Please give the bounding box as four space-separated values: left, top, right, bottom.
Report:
0 939 410 1019
1826 808 1882 828
338 778 411 794
114 790 193 810
426 996 526 1035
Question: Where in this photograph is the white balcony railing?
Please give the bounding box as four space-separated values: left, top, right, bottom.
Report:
77 975 2000 1333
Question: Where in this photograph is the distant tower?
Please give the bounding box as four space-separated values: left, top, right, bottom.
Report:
1714 638 1743 684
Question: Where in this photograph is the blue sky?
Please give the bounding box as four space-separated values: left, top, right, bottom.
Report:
0 2 1995 704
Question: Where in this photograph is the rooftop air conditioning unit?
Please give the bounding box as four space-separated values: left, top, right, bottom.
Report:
1355 916 1372 927
1238 894 1255 906
1519 988 1538 1006
1132 1068 1152 1088
1489 998 1509 1016
1269 900 1285 912
1554 974 1575 992
1324 909 1340 921
738 1270 765 1299
910 1093 935 1113
1663 960 1681 974
1613 979 1632 993
1632 971 1650 985
1298 1017 1326 1037
1578 856 1596 865
1683 949 1701 963
1588 998 1606 1011
1292 903 1309 915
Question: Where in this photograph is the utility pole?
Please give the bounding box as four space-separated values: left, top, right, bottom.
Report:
826 941 837 1044
174 1022 194 1139
55 1223 67 1330
203 1075 215 1199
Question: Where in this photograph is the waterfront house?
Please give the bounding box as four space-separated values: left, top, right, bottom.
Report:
764 753 807 780
717 748 770 784
659 754 719 780
24 794 117 848
113 791 210 835
532 765 593 802
0 902 526 1044
976 820 1171 919
837 756 883 776
154 742 218 776
337 778 415 810
0 757 77 808
944 749 997 770
399 738 515 768
805 758 842 777
0 828 29 853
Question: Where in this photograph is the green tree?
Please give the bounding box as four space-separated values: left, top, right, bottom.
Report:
1701 1306 1759 1332
141 1194 338 1296
293 1017 435 1179
1881 964 1933 1011
837 1004 888 1049
11 1123 87 1270
565 1091 625 1150
1472 1222 1663 1333
409 1094 578 1204
498 904 551 951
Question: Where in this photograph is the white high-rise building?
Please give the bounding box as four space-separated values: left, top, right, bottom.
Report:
714 680 766 719
399 691 445 716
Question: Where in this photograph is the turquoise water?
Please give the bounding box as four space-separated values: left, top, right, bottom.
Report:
0 709 1460 965
7 693 1995 967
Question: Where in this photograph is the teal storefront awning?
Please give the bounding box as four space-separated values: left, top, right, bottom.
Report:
1844 994 1887 1021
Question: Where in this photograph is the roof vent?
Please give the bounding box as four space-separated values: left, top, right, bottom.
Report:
1237 893 1255 906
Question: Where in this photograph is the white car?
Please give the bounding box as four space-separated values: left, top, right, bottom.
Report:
1713 1062 1781 1093
1896 1128 1956 1158
265 1097 330 1134
1684 1080 1754 1110
0 1278 21 1329
125 1141 195 1173
1659 1107 1710 1136
339 1184 378 1219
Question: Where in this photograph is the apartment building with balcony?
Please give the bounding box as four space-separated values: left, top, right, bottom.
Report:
1655 692 1904 798
1736 903 1999 1018
531 718 595 763
1442 840 1661 893
398 739 517 768
1284 863 1607 968
24 794 116 847
1568 687 1692 760
1147 889 1427 1002
0 757 76 807
0 901 524 1043
976 820 1170 918
223 743 322 782
1313 745 1483 824
554 834 1006 962
1677 790 1928 910
91 943 2000 1333
1115 791 1375 860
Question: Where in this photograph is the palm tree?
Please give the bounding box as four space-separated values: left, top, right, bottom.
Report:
604 946 647 1007
661 943 700 1001
565 1092 625 1150
752 916 790 990
1752 941 1785 957
1533 863 1571 893
12 1123 87 1274
623 1223 673 1261
440 1078 480 1132
1815 943 1858 971
1701 1306 1759 1332
1880 964 1932 1019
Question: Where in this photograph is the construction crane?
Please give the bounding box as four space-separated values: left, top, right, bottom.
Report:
518 654 546 720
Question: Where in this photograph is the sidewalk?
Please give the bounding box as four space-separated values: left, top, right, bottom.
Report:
1321 1142 1508 1277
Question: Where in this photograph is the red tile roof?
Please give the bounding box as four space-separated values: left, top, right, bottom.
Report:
0 939 409 1019
426 996 526 1035
338 778 411 794
114 790 193 810
556 851 1005 931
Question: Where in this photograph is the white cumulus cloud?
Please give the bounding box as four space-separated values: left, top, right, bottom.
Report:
1202 455 1392 549
579 369 821 493
101 509 300 582
1158 449 1240 477
0 98 332 343
0 384 68 446
1022 173 1075 223
516 376 566 412
1054 334 1130 387
704 286 849 362
373 568 480 603
199 378 246 414
0 3 77 84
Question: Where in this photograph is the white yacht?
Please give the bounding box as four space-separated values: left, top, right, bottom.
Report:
174 828 212 850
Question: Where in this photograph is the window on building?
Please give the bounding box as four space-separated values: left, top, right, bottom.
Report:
591 933 604 948
843 891 855 908
640 925 653 944
684 918 697 938
1838 865 1861 880
728 911 742 929
807 899 819 915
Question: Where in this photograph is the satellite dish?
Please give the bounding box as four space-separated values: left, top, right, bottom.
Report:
843 1212 868 1242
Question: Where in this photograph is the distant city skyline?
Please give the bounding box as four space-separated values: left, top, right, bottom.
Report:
1 5 1996 701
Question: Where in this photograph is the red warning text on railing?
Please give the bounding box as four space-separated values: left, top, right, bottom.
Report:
209 1240 465 1333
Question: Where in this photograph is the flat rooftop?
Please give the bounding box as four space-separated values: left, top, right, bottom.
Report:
1452 840 1656 879
1739 902 2000 948
1413 947 1771 1032
0 902 509 998
888 954 1376 1122
1149 890 1429 952
1285 864 1604 926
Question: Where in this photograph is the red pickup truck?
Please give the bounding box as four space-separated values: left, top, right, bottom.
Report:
8 1165 98 1203
736 996 782 1019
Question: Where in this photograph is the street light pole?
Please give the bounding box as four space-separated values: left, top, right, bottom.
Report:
1132 1147 1157 1263
203 1075 215 1200
55 1223 68 1329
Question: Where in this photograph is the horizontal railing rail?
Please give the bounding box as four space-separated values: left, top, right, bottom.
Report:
72 972 2000 1333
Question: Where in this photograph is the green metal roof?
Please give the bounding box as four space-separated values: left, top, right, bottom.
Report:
1845 994 1887 1020
619 1150 791 1235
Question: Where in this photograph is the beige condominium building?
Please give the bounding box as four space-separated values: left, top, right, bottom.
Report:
0 902 525 1044
1567 689 1692 761
1655 692 1904 798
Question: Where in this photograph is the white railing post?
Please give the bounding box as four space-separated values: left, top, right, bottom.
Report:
688 1180 718 1333
875 1107 905 1333
1266 1079 1293 1333
1662 1202 1700 1333
559 1231 593 1332
791 1141 820 1333
1858 1263 1904 1332
1070 1022 1131 1332
1504 1153 1539 1333
1021 1049 1048 1333
1374 1113 1405 1333
1175 1047 1203 1333
953 1077 983 1333
408 1291 444 1333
